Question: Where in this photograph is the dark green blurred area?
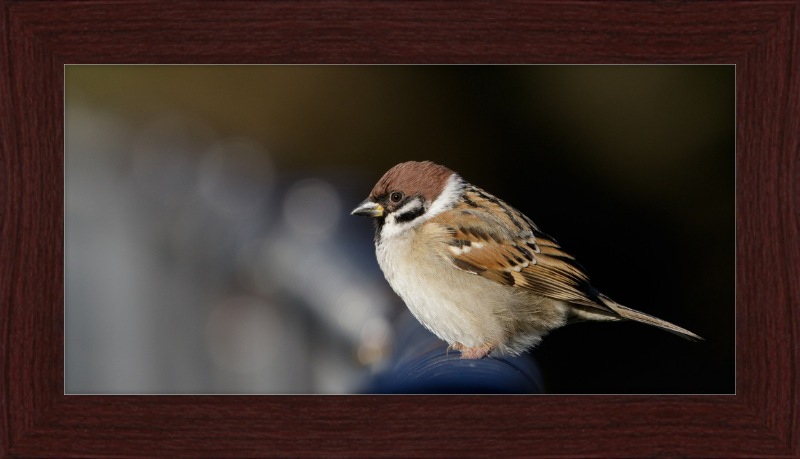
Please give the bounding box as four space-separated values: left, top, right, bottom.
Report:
67 66 734 394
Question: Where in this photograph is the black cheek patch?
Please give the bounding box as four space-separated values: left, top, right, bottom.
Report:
394 206 426 224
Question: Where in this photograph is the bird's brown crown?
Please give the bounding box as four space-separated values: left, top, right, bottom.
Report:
370 161 454 203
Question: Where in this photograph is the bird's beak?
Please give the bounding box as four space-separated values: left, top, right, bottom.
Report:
351 199 384 218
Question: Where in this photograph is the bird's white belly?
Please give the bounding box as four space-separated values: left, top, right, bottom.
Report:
376 231 502 348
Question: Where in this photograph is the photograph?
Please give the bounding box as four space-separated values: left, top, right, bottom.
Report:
65 65 734 395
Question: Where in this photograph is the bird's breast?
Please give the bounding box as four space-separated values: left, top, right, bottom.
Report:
374 225 509 347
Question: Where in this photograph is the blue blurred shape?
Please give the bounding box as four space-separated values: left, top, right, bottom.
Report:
366 314 544 394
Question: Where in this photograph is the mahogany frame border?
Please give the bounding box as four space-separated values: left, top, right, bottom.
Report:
1 1 798 457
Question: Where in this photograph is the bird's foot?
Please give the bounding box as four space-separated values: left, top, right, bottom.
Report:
450 342 493 359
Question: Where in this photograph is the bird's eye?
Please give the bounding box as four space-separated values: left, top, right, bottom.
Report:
389 191 404 203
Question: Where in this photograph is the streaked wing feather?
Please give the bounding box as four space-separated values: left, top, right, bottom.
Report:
431 207 608 311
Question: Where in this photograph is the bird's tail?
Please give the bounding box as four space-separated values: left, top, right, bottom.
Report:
598 294 704 341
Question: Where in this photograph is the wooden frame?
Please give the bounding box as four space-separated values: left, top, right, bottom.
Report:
1 1 797 457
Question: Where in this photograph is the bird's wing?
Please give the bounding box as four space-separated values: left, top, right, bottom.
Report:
427 199 703 341
429 207 608 311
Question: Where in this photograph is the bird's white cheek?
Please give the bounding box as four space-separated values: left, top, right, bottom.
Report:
378 216 418 241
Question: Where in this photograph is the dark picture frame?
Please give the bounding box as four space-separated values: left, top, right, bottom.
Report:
1 1 797 457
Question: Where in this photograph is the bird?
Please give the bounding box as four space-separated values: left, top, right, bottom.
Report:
352 161 702 359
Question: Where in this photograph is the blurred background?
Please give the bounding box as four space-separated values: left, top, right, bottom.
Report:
65 66 734 394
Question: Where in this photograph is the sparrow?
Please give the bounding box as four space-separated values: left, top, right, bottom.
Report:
351 161 702 359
